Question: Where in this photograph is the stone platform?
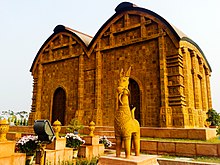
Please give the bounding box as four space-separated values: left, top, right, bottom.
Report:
98 154 158 165
79 126 217 140
9 126 217 141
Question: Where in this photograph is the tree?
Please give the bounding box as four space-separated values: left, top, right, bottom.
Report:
16 119 20 126
23 118 26 126
206 108 220 126
14 118 17 126
9 110 14 115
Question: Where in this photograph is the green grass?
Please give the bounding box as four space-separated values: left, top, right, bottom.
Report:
76 156 99 165
141 136 220 144
194 156 220 163
160 155 220 163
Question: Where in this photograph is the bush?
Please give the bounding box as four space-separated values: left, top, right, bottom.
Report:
206 108 220 126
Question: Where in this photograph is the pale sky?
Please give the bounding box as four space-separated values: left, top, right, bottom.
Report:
0 0 220 113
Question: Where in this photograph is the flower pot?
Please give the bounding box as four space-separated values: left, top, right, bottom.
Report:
73 149 78 158
26 155 34 165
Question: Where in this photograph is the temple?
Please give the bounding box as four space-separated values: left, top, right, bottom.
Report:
29 2 212 128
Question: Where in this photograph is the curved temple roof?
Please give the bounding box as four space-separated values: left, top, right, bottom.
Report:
53 25 93 46
30 2 211 72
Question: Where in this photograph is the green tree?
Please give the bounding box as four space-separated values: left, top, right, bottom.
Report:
25 119 29 126
14 118 17 126
23 118 26 126
206 108 220 126
17 119 20 126
20 118 23 125
9 110 14 115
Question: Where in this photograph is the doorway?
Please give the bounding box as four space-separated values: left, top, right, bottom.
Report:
129 78 141 125
52 87 66 125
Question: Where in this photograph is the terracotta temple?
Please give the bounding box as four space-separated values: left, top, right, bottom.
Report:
29 2 212 128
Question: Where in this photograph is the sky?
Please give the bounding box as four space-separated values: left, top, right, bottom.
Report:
0 0 220 113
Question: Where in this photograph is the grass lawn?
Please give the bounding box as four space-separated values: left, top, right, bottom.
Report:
160 155 220 163
141 136 220 143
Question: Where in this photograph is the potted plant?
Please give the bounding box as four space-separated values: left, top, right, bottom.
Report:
66 118 84 134
15 135 40 164
99 136 112 148
65 133 85 158
206 108 220 128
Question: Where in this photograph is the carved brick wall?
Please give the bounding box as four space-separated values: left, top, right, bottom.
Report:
179 40 212 127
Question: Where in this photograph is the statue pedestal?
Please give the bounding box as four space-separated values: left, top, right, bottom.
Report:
78 136 104 159
98 154 159 165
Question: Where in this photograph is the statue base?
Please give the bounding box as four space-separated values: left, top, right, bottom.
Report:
98 154 159 165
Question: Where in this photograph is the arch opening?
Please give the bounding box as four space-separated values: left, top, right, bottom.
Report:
52 87 66 125
129 78 141 126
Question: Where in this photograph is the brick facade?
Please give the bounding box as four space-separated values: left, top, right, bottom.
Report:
29 2 212 128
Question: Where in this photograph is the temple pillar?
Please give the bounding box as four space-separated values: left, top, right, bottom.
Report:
190 51 200 109
94 45 103 126
190 51 200 127
199 61 208 112
75 53 85 121
181 47 190 107
205 69 212 110
158 28 171 127
181 47 195 127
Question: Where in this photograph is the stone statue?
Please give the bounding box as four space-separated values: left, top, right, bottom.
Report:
114 67 140 158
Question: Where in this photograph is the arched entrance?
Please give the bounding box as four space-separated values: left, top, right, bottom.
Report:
52 87 66 125
129 78 141 125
